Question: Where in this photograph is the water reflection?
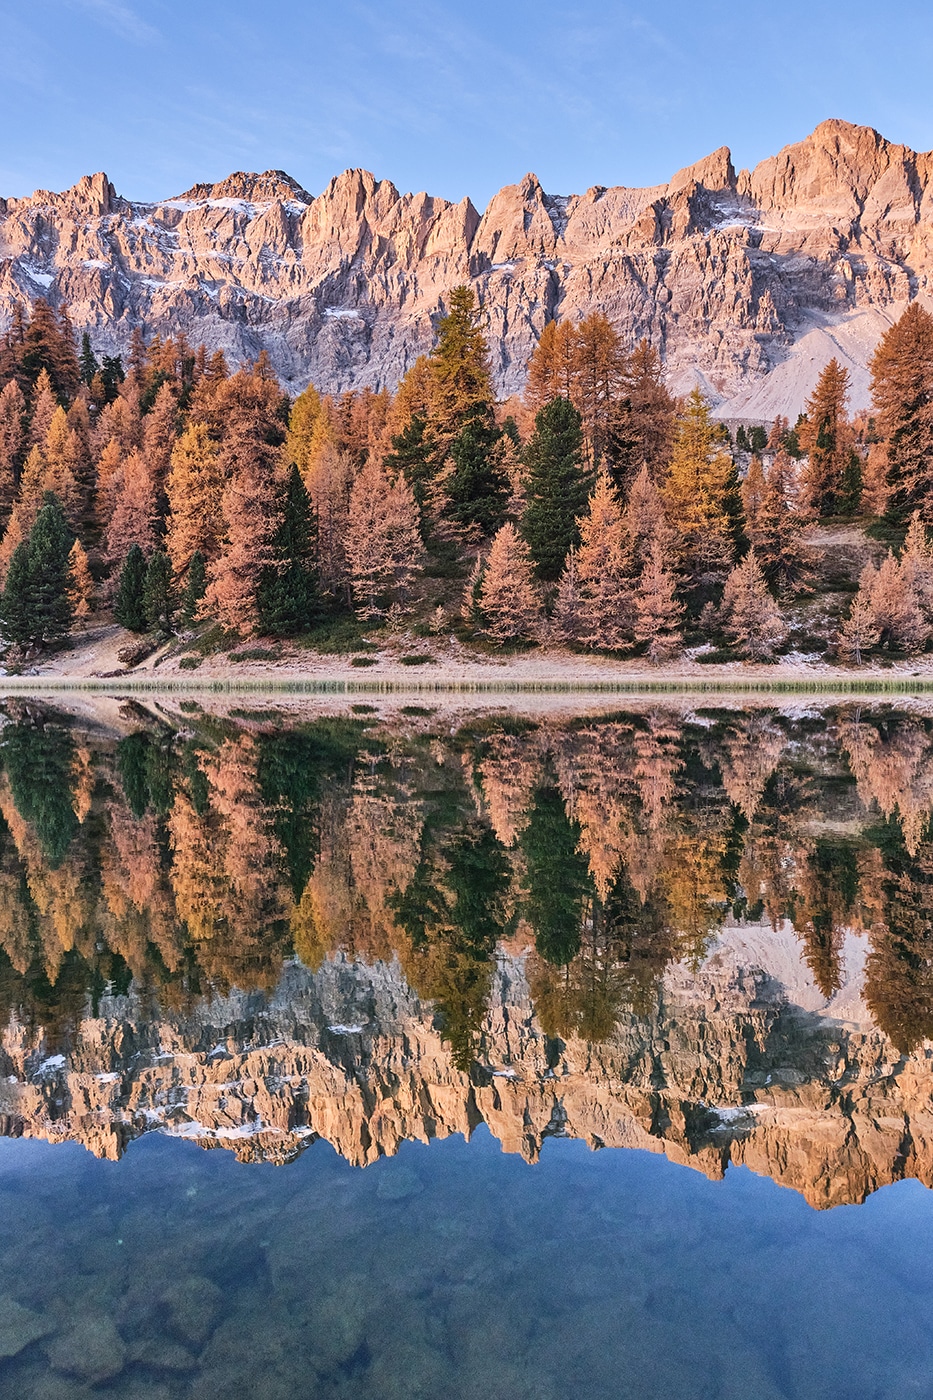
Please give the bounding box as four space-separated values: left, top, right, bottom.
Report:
0 699 931 1209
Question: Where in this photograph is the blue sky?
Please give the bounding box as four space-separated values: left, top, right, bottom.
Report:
3 0 933 208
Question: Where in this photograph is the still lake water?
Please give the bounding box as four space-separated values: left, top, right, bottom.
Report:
0 696 931 1396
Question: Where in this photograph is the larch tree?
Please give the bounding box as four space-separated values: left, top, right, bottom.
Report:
720 549 788 660
625 461 677 572
165 422 224 576
345 456 425 618
0 381 25 519
855 554 928 653
573 312 626 468
798 358 854 516
741 455 766 536
67 540 94 621
28 371 58 449
750 449 813 595
524 319 579 412
428 285 494 440
477 522 542 642
142 382 180 505
105 450 158 567
612 339 677 489
663 388 735 593
520 396 592 581
282 383 323 480
556 471 633 651
900 512 933 623
868 302 933 520
204 371 286 633
633 540 684 661
838 595 880 665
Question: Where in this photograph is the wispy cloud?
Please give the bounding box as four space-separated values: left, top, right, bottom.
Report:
66 0 159 44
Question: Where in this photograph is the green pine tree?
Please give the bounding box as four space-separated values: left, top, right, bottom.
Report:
1 493 75 653
442 415 510 538
143 551 175 632
0 543 35 650
258 464 322 636
79 333 98 388
181 550 207 626
520 397 592 581
384 414 436 509
24 493 74 649
114 544 148 632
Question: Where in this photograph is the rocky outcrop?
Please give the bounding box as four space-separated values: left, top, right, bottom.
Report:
4 120 933 416
2 923 932 1210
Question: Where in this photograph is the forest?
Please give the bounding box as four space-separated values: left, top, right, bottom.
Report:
0 702 930 1066
0 291 932 664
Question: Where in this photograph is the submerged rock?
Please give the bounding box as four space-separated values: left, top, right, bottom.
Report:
47 1312 126 1383
0 1294 52 1358
160 1275 223 1347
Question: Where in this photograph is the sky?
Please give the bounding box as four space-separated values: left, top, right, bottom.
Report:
3 0 933 209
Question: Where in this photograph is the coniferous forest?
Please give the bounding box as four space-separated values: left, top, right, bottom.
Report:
2 289 933 666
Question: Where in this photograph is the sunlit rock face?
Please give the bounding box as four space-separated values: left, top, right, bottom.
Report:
3 120 933 415
0 929 929 1211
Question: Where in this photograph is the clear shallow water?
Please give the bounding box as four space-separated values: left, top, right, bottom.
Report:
0 697 931 1395
4 1129 933 1400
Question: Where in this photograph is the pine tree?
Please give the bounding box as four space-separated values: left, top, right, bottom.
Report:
558 471 634 650
345 457 425 617
520 397 592 580
477 523 542 642
869 302 933 520
440 415 509 539
720 549 787 660
633 540 684 660
180 550 207 626
79 333 98 388
0 542 33 650
0 493 75 651
67 540 94 620
114 545 148 632
799 359 853 516
142 551 175 632
257 464 322 636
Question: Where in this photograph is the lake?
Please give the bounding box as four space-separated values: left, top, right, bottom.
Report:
0 694 931 1398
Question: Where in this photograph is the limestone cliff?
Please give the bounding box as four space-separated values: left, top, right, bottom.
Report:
1 922 931 1210
4 121 933 416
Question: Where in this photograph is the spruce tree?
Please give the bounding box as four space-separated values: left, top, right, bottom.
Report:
79 333 98 388
143 551 175 632
181 550 207 626
0 493 75 652
520 397 592 581
25 493 74 648
258 464 322 636
441 415 509 538
114 544 148 632
1 542 34 650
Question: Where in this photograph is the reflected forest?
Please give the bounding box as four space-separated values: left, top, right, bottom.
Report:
1 699 932 1065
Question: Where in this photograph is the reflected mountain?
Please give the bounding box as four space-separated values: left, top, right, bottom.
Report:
0 696 931 1208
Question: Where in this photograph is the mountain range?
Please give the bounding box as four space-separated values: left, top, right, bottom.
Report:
2 119 933 418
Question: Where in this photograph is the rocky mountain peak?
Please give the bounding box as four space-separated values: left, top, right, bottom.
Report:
173 169 313 207
2 121 933 416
